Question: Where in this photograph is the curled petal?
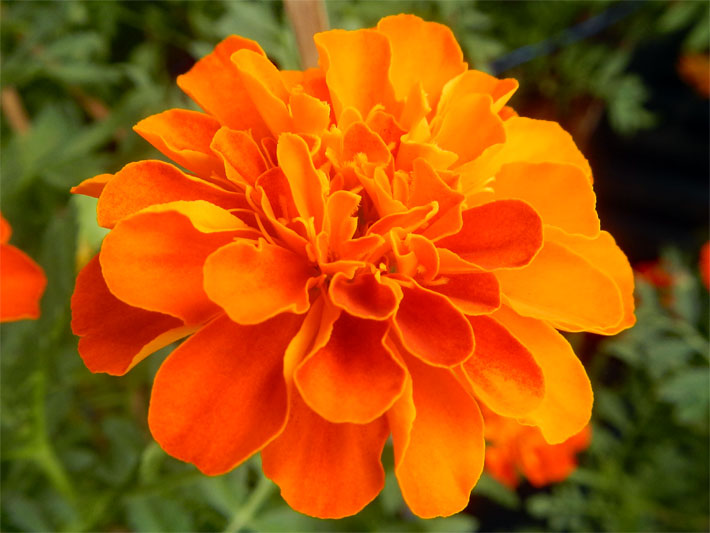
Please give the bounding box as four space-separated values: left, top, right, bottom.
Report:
149 313 303 475
100 201 248 324
496 239 625 332
177 35 270 139
133 109 224 178
329 271 402 320
97 160 247 229
376 14 466 104
203 239 317 325
295 313 406 423
71 255 191 375
262 389 389 519
437 200 543 269
410 159 464 240
71 173 112 198
1 244 46 322
392 282 474 367
463 315 544 417
493 306 593 443
438 70 518 115
388 347 484 518
493 162 599 237
210 127 268 186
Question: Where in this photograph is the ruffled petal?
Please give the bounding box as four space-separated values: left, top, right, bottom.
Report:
496 238 625 331
261 389 389 519
71 256 191 375
493 162 599 237
493 306 593 443
463 315 544 417
177 35 270 139
71 173 112 198
97 160 247 228
0 244 46 322
376 14 466 104
438 70 518 115
392 282 474 367
133 109 224 178
203 239 317 325
314 29 398 119
100 201 248 324
388 347 484 518
329 271 401 320
424 271 500 315
148 313 303 475
437 200 543 269
410 158 464 240
295 312 406 423
210 127 268 186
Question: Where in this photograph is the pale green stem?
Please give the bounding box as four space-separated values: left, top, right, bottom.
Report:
223 474 275 533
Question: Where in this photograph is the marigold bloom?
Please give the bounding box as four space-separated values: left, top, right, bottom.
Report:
482 407 591 489
700 242 709 289
71 15 635 519
0 214 46 322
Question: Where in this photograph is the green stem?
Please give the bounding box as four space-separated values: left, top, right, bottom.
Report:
223 474 275 533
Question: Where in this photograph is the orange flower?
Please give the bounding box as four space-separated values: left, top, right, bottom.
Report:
700 242 709 289
0 214 46 322
71 15 635 519
677 53 710 98
482 407 591 489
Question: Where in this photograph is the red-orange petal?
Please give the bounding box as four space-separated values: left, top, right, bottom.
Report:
410 158 464 240
100 201 247 324
97 160 247 229
210 127 268 186
424 271 500 315
376 14 466 105
149 312 303 475
261 389 389 519
177 35 270 140
437 200 543 269
203 239 317 325
493 306 593 443
1 243 46 322
392 282 474 367
329 271 401 320
71 255 190 375
133 109 224 178
295 313 406 423
463 315 544 417
493 162 599 237
496 239 625 331
0 215 10 244
314 29 398 119
388 347 484 518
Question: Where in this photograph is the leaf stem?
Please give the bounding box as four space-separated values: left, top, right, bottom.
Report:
223 473 275 533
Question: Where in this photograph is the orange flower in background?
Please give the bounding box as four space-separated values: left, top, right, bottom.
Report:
700 242 709 289
0 214 46 322
71 15 635 519
677 53 710 98
483 407 591 489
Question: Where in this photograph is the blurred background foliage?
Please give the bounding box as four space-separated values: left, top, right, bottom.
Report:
0 1 708 531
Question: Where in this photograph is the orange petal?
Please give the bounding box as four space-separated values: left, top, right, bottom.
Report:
71 173 113 198
97 160 247 229
323 190 359 255
71 255 190 375
493 306 593 443
314 28 398 119
367 203 437 236
376 14 466 104
463 315 544 417
496 238 625 331
493 162 599 236
392 282 474 367
424 271 500 315
100 201 247 325
261 389 389 519
203 239 317 325
342 122 391 165
277 133 327 228
545 227 635 334
329 271 402 320
133 109 224 178
388 347 484 518
410 158 464 240
295 313 406 423
177 35 270 140
437 200 543 269
210 127 268 186
432 94 505 166
0 243 46 322
289 90 331 134
149 312 303 475
0 214 10 243
438 70 518 115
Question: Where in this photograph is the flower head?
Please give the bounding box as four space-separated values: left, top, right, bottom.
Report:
72 14 635 518
1 214 46 322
